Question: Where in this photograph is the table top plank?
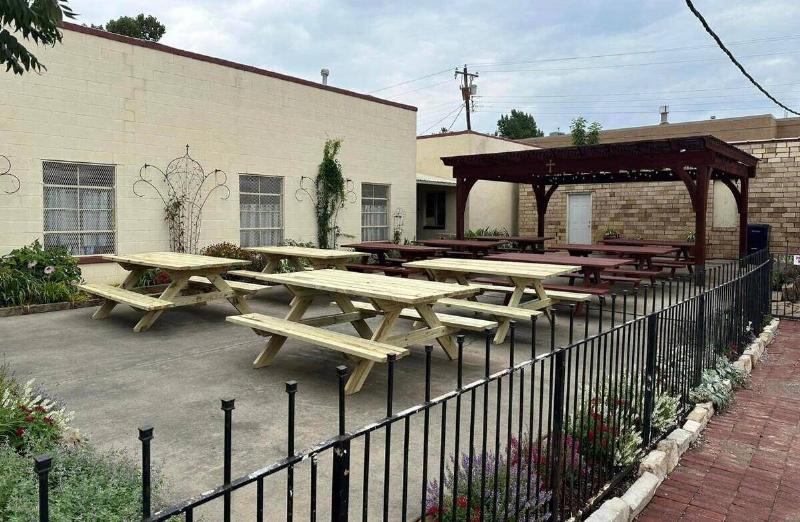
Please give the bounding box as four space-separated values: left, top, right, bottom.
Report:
602 238 695 249
551 244 678 256
341 242 448 255
404 257 578 279
254 269 479 304
103 252 250 271
475 235 555 243
244 245 362 260
418 239 504 250
485 252 634 268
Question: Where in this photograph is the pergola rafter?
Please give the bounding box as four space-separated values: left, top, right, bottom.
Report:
442 135 759 268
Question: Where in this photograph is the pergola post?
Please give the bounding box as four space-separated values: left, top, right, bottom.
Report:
532 183 558 238
738 175 750 256
694 166 711 280
455 175 476 239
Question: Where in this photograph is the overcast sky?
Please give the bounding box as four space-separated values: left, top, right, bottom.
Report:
71 0 800 136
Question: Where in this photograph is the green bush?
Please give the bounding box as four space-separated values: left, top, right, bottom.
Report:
0 241 83 307
201 241 267 272
0 443 165 521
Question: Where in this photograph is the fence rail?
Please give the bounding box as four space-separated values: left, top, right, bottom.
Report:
32 249 772 521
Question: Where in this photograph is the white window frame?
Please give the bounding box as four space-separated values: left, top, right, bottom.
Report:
361 183 391 241
239 174 284 247
42 160 116 256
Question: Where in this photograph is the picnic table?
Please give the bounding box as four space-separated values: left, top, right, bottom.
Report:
341 241 448 276
404 257 578 343
418 239 504 258
78 252 264 332
227 269 483 394
475 235 555 253
550 243 678 269
485 252 634 286
240 245 361 273
602 238 695 260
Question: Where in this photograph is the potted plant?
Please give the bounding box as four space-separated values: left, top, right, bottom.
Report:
602 227 620 240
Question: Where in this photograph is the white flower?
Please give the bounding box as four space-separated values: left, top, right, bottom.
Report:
44 265 55 275
27 260 37 269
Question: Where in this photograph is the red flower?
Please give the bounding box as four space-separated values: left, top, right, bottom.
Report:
15 428 25 437
591 412 603 421
588 430 596 442
426 505 440 516
43 416 54 426
24 415 34 423
34 405 46 413
18 404 30 413
456 496 468 508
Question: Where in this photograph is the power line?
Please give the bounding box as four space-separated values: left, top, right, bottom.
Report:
465 33 800 68
419 104 466 134
445 104 465 132
385 78 454 99
368 68 451 94
685 0 800 116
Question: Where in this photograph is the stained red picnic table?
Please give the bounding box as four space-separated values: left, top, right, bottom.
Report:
485 252 634 286
550 243 678 269
418 239 503 257
602 238 695 260
342 241 447 263
474 235 555 252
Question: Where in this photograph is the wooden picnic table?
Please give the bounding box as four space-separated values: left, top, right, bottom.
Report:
475 235 555 253
243 245 362 272
341 241 448 263
485 252 634 286
418 239 504 257
550 243 678 269
404 257 578 343
79 252 259 332
233 269 479 393
602 238 695 261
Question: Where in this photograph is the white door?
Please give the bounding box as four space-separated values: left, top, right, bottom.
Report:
567 193 592 244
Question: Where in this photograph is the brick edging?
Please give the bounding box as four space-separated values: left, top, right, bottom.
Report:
586 318 781 522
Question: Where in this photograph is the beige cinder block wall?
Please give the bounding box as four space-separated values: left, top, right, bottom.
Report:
0 24 416 283
416 131 535 235
518 138 800 259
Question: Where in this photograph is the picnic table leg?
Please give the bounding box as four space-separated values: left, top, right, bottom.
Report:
92 267 145 319
133 274 189 333
253 296 314 368
342 302 401 394
332 295 374 339
345 360 375 395
493 282 528 344
262 255 281 274
414 303 458 359
206 273 253 315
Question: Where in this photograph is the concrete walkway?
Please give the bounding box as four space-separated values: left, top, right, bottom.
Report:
639 321 800 522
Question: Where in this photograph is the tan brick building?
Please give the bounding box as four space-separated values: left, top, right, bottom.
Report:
517 115 800 259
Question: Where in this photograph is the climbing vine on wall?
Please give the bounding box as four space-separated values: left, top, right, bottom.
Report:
315 139 346 248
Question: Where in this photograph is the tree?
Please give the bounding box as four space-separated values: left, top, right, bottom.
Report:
496 110 544 139
103 14 165 42
570 116 602 145
0 0 76 75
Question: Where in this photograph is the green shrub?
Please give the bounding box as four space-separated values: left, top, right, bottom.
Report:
0 443 165 521
0 241 83 307
689 369 732 412
201 241 267 272
465 226 509 238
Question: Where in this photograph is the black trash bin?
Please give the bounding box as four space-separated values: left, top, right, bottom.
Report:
747 223 770 254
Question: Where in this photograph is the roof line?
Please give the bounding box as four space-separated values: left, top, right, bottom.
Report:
417 129 537 147
60 22 417 113
729 136 800 145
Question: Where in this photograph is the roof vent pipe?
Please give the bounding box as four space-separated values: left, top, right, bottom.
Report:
321 68 330 85
659 105 669 125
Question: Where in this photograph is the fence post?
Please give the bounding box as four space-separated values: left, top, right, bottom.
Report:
693 293 707 386
642 314 659 447
138 426 154 520
548 349 567 520
332 365 350 522
34 454 52 522
221 398 235 522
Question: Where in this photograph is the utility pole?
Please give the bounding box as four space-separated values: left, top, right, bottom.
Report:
455 64 478 131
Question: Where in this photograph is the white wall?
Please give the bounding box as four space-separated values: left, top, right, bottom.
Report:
0 26 416 283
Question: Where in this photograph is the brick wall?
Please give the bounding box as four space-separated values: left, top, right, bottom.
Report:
519 138 800 259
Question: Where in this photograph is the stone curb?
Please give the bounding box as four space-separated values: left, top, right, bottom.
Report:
585 318 780 522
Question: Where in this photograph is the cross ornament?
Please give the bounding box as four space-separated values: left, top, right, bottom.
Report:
545 159 556 173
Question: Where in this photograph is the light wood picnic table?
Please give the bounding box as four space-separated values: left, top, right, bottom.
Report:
404 257 578 343
239 269 479 393
550 243 678 269
244 245 362 272
475 235 555 253
81 252 255 332
418 239 504 257
485 252 634 286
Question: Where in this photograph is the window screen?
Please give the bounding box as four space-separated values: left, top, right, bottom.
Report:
361 183 390 241
239 175 284 247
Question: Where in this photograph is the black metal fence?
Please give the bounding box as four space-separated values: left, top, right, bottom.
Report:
770 241 800 320
32 250 772 521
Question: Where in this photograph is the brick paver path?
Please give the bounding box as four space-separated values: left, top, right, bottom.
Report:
640 321 800 522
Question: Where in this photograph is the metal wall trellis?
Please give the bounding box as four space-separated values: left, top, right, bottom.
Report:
30 250 772 522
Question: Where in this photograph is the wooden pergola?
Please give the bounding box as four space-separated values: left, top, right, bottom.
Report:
442 135 759 267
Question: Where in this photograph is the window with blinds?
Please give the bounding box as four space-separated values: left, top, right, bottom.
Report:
42 161 115 256
361 183 390 241
239 174 283 247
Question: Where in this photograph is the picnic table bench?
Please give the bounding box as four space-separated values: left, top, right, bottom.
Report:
418 239 504 258
228 246 362 282
79 252 264 332
404 257 578 343
226 269 480 394
474 235 555 253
